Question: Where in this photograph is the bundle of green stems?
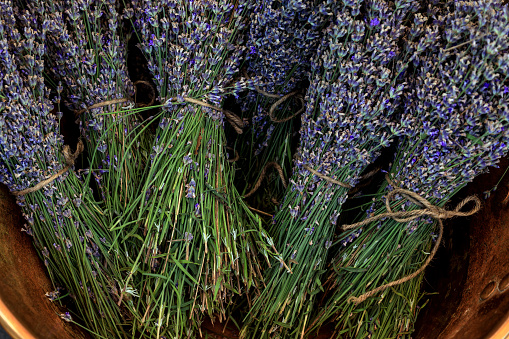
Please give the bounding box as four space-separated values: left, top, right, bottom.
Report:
102 0 279 336
0 2 132 337
235 91 297 208
39 0 155 221
307 1 509 336
3 0 507 338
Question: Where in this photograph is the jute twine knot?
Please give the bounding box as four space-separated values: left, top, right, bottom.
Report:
180 97 245 134
243 70 305 123
342 174 481 305
74 81 246 134
302 165 352 189
12 140 84 196
243 161 287 198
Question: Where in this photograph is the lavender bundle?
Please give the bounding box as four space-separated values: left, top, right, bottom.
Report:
0 2 129 337
308 1 509 337
241 0 422 337
245 0 337 95
236 0 339 203
116 1 273 336
40 0 154 221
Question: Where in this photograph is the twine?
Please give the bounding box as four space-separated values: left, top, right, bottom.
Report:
254 86 280 99
75 80 156 118
442 33 490 52
180 97 245 134
243 162 287 198
243 70 304 123
343 174 481 305
243 70 280 99
74 98 130 118
133 80 156 108
247 205 273 218
12 140 84 196
74 81 245 134
268 91 304 123
302 163 381 191
226 147 239 163
347 167 382 196
302 165 352 189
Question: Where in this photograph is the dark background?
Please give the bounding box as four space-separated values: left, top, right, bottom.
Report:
0 326 10 339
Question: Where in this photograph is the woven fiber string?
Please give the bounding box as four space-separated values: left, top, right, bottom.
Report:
12 140 84 196
243 70 304 123
268 91 305 123
347 166 382 196
302 165 353 189
74 98 130 118
226 147 239 163
302 163 380 191
342 174 481 304
243 162 287 198
75 81 245 134
180 97 245 134
242 70 284 99
75 80 156 118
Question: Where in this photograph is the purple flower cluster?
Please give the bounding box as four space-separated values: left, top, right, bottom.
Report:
40 0 145 207
237 0 341 164
245 0 340 94
130 0 252 120
0 2 64 194
392 0 509 200
44 1 135 112
293 0 420 204
243 0 421 336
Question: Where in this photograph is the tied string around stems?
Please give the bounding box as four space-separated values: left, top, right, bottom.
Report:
243 161 287 199
341 174 481 305
179 97 245 134
300 162 380 190
243 70 305 123
302 165 352 189
74 80 246 134
73 80 156 119
12 140 84 196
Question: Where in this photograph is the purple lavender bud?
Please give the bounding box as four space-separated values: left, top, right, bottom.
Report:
184 232 193 242
60 312 72 322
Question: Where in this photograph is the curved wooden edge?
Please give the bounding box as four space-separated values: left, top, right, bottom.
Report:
0 296 36 339
488 314 509 339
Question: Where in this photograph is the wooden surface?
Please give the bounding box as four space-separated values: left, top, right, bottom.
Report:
0 185 84 339
1 160 509 339
414 158 509 339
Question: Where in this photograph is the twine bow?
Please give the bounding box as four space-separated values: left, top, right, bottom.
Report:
342 174 481 304
12 140 84 196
